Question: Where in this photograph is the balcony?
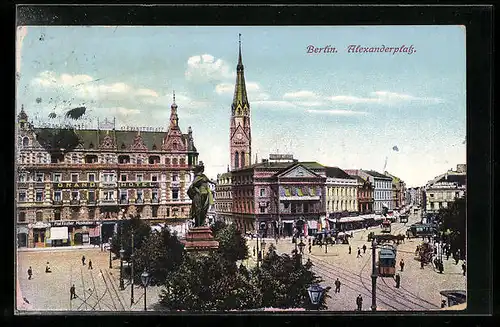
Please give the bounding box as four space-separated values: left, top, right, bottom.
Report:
171 181 180 187
151 198 159 204
88 200 97 205
53 200 63 205
70 199 80 205
135 198 144 204
120 199 129 204
101 199 116 205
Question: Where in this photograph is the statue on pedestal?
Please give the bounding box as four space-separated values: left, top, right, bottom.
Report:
187 162 215 227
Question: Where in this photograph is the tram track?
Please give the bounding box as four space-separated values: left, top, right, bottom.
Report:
104 269 127 311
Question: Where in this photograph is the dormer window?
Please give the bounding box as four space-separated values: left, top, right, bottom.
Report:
152 144 157 150
121 143 126 150
89 142 94 149
22 137 29 147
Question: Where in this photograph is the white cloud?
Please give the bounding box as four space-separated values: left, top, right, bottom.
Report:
136 88 159 97
327 91 443 105
215 81 269 101
185 54 234 83
283 90 318 100
16 26 28 76
252 100 298 110
215 83 233 94
307 109 369 116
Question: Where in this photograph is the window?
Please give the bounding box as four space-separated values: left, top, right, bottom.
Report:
18 173 26 182
260 207 266 213
121 174 127 182
18 191 26 202
71 174 78 183
172 189 179 200
36 173 44 182
36 211 43 222
172 173 178 182
103 173 115 182
120 190 127 201
54 191 62 201
71 191 79 200
137 190 143 200
152 206 158 218
260 188 265 197
430 194 434 198
35 190 43 202
137 158 143 165
151 174 158 182
53 173 61 182
88 191 95 202
152 190 158 200
18 212 26 222
136 174 143 182
54 211 61 221
22 137 29 147
72 155 79 163
88 173 95 182
104 191 114 200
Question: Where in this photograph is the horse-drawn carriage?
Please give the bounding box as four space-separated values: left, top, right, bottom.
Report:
367 232 405 244
415 242 434 263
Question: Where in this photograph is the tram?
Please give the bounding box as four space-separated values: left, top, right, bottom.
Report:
378 244 397 277
381 219 391 233
406 223 437 239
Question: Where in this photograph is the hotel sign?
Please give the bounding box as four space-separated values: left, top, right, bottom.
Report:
269 154 294 160
53 182 98 189
118 182 158 188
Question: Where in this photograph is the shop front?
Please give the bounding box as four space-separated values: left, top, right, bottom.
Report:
282 220 294 237
48 226 70 247
17 225 29 248
51 220 99 246
29 222 51 248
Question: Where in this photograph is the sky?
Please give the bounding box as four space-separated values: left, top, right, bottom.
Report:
16 26 466 187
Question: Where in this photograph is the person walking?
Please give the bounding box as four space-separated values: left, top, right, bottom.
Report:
420 259 425 269
362 244 367 254
88 260 93 270
454 254 459 265
462 262 466 276
356 294 363 311
70 284 76 300
253 246 256 257
308 244 312 254
399 259 405 272
348 245 352 254
81 255 86 266
395 273 401 288
45 262 52 273
27 266 32 280
357 248 361 258
334 278 341 293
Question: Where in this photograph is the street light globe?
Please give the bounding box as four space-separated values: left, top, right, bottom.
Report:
141 269 151 287
119 249 125 259
307 284 325 305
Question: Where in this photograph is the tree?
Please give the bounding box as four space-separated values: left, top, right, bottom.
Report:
252 244 330 310
211 221 249 263
436 196 466 256
158 252 262 311
132 226 185 285
111 215 151 260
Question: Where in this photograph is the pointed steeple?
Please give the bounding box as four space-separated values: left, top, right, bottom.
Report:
232 33 249 116
169 90 179 129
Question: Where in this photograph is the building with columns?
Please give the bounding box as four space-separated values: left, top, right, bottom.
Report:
425 164 466 213
15 96 199 248
325 167 359 218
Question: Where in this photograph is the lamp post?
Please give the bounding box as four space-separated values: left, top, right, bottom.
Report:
130 230 135 305
119 249 125 290
108 237 112 269
140 269 151 311
261 240 266 254
298 238 306 264
307 284 325 310
370 238 378 311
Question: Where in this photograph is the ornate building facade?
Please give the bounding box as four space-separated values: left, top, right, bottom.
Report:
15 98 199 248
325 167 359 217
345 169 392 213
425 164 466 213
384 171 407 210
354 176 374 214
230 36 252 170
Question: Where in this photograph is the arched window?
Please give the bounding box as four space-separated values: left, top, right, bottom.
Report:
234 152 239 169
241 151 245 167
172 158 178 166
22 137 29 147
180 158 185 166
165 158 170 165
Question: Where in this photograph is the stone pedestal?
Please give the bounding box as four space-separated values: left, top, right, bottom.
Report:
182 226 219 253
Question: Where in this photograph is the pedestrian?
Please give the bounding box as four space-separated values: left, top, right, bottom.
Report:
308 244 312 254
357 248 361 258
70 284 76 300
420 259 424 269
45 262 51 273
395 273 401 288
438 260 444 273
356 294 363 311
454 255 459 265
88 260 93 270
362 244 367 254
82 255 86 266
400 259 405 272
446 251 450 260
335 278 341 293
462 262 466 276
252 246 256 256
27 266 32 280
349 245 352 254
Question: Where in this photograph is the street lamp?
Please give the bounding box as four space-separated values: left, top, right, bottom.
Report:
298 239 306 255
307 284 325 310
140 269 151 311
108 237 113 268
370 238 378 311
261 240 266 253
119 249 125 290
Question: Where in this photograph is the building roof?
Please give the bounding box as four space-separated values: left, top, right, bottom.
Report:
364 170 393 180
33 128 195 152
433 174 466 186
325 166 354 179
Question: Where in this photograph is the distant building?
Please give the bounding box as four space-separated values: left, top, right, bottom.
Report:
353 176 374 214
325 167 358 217
215 172 233 224
345 169 392 213
425 164 466 213
384 171 407 209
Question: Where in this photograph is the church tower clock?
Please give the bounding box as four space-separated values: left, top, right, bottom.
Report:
230 34 252 171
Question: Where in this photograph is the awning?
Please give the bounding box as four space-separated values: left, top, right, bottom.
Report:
17 226 29 234
282 220 294 224
307 220 318 229
88 225 101 237
49 227 69 240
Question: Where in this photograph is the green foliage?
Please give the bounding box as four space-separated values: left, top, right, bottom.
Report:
111 215 151 260
158 252 262 311
132 226 186 285
436 197 466 255
211 221 249 263
252 244 330 310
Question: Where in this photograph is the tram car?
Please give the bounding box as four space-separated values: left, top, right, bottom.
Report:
399 215 409 224
378 244 397 277
406 223 437 239
381 220 391 233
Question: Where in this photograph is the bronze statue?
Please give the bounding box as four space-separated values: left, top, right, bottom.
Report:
187 162 215 227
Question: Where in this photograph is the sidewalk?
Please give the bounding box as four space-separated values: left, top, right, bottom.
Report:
18 244 104 252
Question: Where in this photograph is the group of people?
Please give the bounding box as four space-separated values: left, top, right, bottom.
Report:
81 255 93 270
26 262 51 280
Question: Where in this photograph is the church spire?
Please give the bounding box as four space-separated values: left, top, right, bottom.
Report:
169 90 179 129
232 33 249 117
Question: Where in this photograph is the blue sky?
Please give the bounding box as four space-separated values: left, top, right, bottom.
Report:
16 26 466 186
